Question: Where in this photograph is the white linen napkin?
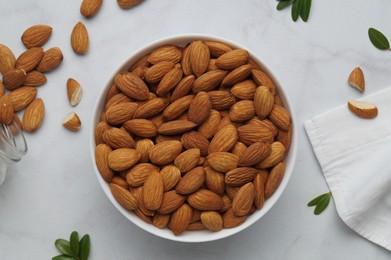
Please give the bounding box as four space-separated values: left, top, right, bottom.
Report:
305 87 391 251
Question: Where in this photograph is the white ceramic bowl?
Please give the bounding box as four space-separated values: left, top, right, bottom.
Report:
90 34 297 243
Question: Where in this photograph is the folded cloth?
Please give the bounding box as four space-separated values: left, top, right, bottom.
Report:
305 87 391 251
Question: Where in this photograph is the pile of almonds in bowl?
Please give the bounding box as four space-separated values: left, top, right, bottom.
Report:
92 35 295 241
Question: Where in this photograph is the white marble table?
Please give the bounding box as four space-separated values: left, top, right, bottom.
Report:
1 0 390 259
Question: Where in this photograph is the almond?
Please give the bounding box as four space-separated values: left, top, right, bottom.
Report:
252 69 276 95
62 112 81 132
103 127 135 149
170 75 195 102
155 134 182 143
114 72 149 100
190 209 201 223
226 186 239 200
181 45 193 76
238 142 271 167
134 98 169 118
148 45 182 65
277 127 292 152
174 148 201 173
123 119 157 138
348 67 365 92
106 102 138 125
254 86 274 119
221 64 252 87
71 22 89 55
208 90 236 110
207 152 238 172
80 0 103 17
201 211 223 232
3 69 27 90
232 182 254 216
188 91 212 125
169 204 193 235
231 142 246 159
66 78 83 107
149 140 182 165
225 167 258 187
110 183 137 210
142 171 164 210
205 41 232 57
265 162 285 198
207 59 219 71
135 139 154 163
158 120 197 135
205 167 225 195
125 163 158 186
231 80 257 100
268 105 291 130
129 54 149 72
229 100 255 122
24 71 47 87
257 142 286 169
162 95 194 121
105 93 133 109
145 61 175 83
156 67 183 96
36 47 63 73
192 70 228 93
95 144 114 182
161 165 181 191
15 47 44 72
208 125 238 153
132 186 155 216
248 118 278 136
0 80 4 96
176 166 205 194
222 208 247 228
8 86 37 111
111 176 129 189
253 173 266 209
22 98 45 132
117 0 143 9
181 131 210 156
0 44 16 75
108 148 141 171
189 40 210 77
134 208 152 223
187 221 206 231
216 49 249 70
95 121 110 145
0 95 14 124
188 189 224 211
274 95 284 106
348 100 378 119
237 124 274 145
217 115 241 131
21 25 52 49
157 191 185 214
198 109 221 139
153 214 171 229
105 84 120 102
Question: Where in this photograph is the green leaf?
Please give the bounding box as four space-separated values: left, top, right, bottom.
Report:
300 0 311 22
277 0 294 11
314 193 331 215
368 28 390 50
291 0 303 21
79 234 91 260
52 255 76 260
307 192 329 206
55 239 75 257
70 231 79 256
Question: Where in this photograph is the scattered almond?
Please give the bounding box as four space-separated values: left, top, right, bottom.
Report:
348 67 365 92
63 112 81 132
22 98 45 132
15 47 44 72
71 22 89 55
36 47 63 73
348 100 378 119
0 44 16 75
0 95 14 124
21 25 52 49
117 0 143 9
67 78 83 107
80 0 103 17
8 86 37 111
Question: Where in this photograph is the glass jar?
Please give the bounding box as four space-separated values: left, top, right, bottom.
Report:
0 120 27 185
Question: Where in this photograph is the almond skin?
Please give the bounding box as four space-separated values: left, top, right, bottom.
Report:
348 67 365 92
207 152 238 172
174 148 201 173
156 67 183 96
205 167 225 195
21 25 52 49
103 127 135 149
132 186 154 216
8 86 37 111
24 71 47 87
198 109 221 139
238 142 272 167
201 211 223 232
134 98 169 119
161 165 181 191
63 112 81 132
149 140 182 165
108 148 141 171
66 78 83 107
15 47 44 72
163 95 194 121
188 91 212 125
221 64 252 87
80 0 103 17
170 75 195 102
125 163 158 187
208 125 238 153
0 44 16 75
231 80 257 100
192 70 228 93
110 183 137 210
188 189 224 211
2 69 27 90
265 162 286 198
123 119 157 138
232 142 247 159
254 86 274 119
189 40 210 77
114 72 149 100
94 121 110 145
268 105 291 130
170 204 193 235
348 100 378 119
145 61 175 83
71 22 89 55
158 120 197 135
153 214 171 229
105 93 133 109
278 127 292 152
208 90 236 111
225 167 259 187
22 98 45 132
181 131 210 156
0 95 14 124
205 41 232 57
158 190 185 214
36 47 63 73
106 102 138 125
229 100 255 122
253 173 266 209
216 49 249 70
252 69 276 95
135 139 154 163
0 80 4 96
256 142 286 169
232 182 255 216
223 208 247 228
187 221 206 231
95 143 114 182
148 45 182 65
142 171 164 210
111 176 129 189
237 124 274 146
176 166 206 194
117 0 143 9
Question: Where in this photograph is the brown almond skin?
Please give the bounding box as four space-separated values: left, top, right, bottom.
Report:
223 208 247 228
198 109 221 139
102 128 135 149
21 25 52 49
192 70 228 93
110 183 137 210
107 148 141 171
22 98 45 132
201 211 223 232
105 102 139 125
188 91 212 125
216 49 249 70
265 162 286 198
205 167 225 195
189 40 210 77
176 166 206 195
0 95 14 124
125 163 158 187
158 190 185 214
156 67 183 96
80 0 103 17
268 105 291 131
254 86 274 119
96 144 114 183
142 172 164 210
132 186 154 216
208 90 236 111
153 214 171 229
188 189 224 211
149 140 183 165
2 69 27 90
253 173 266 209
221 64 252 87
133 97 169 119
220 195 232 213
111 176 129 189
161 165 181 191
163 95 194 121
257 142 286 169
208 125 238 153
252 69 277 95
229 100 255 122
174 148 201 173
170 204 193 235
232 142 247 159
232 182 255 217
145 61 175 83
36 47 63 73
117 0 143 9
0 44 16 75
277 127 292 152
207 152 238 173
8 86 37 111
135 139 154 163
237 124 274 146
94 121 110 145
238 142 272 167
181 131 210 156
123 119 157 138
71 22 89 55
114 72 149 101
231 80 257 100
148 45 182 65
170 75 196 102
225 167 259 187
205 41 232 57
15 47 44 72
158 120 197 135
187 221 206 231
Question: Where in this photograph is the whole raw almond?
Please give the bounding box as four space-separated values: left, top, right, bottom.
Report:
22 98 45 132
24 71 47 87
0 95 14 124
148 45 182 65
8 86 37 111
188 91 212 125
176 166 205 194
229 100 255 122
225 167 258 187
80 0 103 17
223 208 247 228
208 90 236 110
207 59 219 71
232 182 255 216
238 142 271 167
163 95 194 121
125 163 158 186
155 134 182 143
248 117 278 136
36 47 63 73
254 86 274 119
135 139 154 163
158 120 197 135
132 186 154 216
221 64 252 87
66 78 83 107
110 183 137 210
189 40 210 77
71 22 89 55
105 84 120 103
123 119 157 138
237 124 274 145
277 127 292 152
198 109 221 139
252 69 276 95
95 121 110 145
174 148 201 173
170 75 195 102
21 25 52 49
117 0 143 9
226 186 239 200
208 125 238 153
207 152 238 172
103 128 135 149
149 140 182 165
265 162 286 198
15 47 44 72
153 214 171 229
181 131 210 156
216 49 249 70
0 44 16 75
170 204 193 235
205 167 225 195
187 221 206 231
106 102 138 125
114 72 149 100
108 148 141 171
62 112 81 132
145 61 175 83
142 171 164 210
134 208 152 223
192 70 228 93
231 80 257 100
3 69 27 90
157 190 185 215
188 189 224 211
161 165 181 191
201 211 223 232
232 142 247 158
111 176 129 189
95 143 114 182
253 173 266 209
134 98 169 119
205 41 232 57
257 142 286 169
217 115 241 131
220 195 232 213
181 45 193 76
105 93 133 109
268 105 291 130
156 67 183 96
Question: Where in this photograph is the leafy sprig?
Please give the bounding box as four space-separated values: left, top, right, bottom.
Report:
368 28 391 51
307 192 332 215
53 231 90 260
276 0 312 22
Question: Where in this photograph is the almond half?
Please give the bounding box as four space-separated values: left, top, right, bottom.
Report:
63 112 81 132
348 67 365 92
67 78 83 106
348 100 378 119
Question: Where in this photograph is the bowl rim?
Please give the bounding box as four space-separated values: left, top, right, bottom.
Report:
90 33 298 243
